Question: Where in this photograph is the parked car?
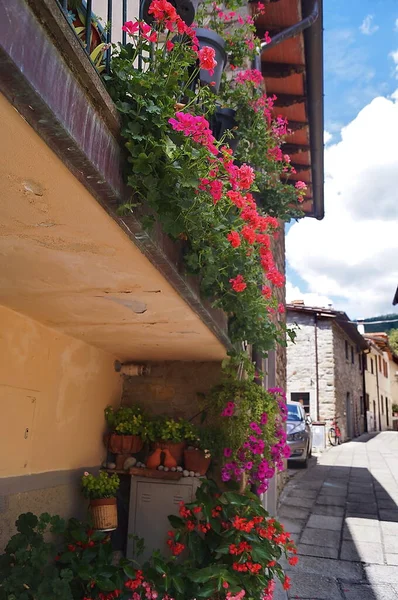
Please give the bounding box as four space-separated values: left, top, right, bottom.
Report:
287 401 312 467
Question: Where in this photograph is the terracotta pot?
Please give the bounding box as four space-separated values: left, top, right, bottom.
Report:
153 441 186 465
147 447 163 469
184 449 211 475
163 448 178 469
104 433 144 455
90 497 117 531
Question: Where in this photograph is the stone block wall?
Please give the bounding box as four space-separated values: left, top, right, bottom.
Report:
121 362 223 420
332 324 364 440
316 320 336 422
286 311 317 418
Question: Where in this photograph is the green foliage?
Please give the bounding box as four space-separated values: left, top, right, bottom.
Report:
388 328 398 354
392 403 398 413
0 512 73 600
201 357 279 468
147 416 198 443
105 405 148 437
364 314 398 334
81 471 120 500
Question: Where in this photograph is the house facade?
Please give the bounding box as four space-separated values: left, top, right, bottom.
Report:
363 333 398 432
0 0 323 552
286 302 367 441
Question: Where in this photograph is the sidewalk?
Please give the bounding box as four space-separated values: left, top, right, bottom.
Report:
274 431 398 600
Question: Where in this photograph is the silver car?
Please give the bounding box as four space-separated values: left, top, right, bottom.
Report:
287 402 312 467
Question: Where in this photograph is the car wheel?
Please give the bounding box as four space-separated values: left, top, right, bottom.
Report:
302 456 308 468
308 443 312 458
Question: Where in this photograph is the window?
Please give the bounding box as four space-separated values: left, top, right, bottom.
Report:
345 340 349 360
364 355 368 371
381 395 384 415
383 361 388 378
371 358 374 374
379 356 382 372
351 347 354 364
366 393 370 410
290 392 310 414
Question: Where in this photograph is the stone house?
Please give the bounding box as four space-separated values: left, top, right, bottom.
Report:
363 333 398 432
286 302 368 441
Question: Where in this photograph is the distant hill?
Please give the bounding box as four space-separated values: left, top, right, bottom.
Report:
363 314 398 334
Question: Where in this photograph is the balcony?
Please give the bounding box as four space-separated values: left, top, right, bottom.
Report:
0 0 230 361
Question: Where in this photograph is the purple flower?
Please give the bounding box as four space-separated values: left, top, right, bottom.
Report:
282 444 291 458
245 461 253 471
249 422 262 435
221 402 235 417
224 447 232 457
260 412 268 425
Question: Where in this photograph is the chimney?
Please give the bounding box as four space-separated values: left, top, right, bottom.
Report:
291 300 305 306
357 319 365 335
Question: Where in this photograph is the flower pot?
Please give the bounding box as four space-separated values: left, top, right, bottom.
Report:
71 3 105 54
153 441 186 465
184 449 211 475
104 433 143 455
89 497 117 531
194 28 227 93
142 0 199 26
210 107 238 150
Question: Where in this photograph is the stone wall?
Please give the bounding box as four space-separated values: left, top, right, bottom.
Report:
332 324 364 440
286 311 317 418
122 362 223 420
316 320 336 422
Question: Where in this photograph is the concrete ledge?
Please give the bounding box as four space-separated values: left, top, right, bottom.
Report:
0 0 231 350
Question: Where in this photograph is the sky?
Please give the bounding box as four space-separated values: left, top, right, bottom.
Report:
285 0 398 319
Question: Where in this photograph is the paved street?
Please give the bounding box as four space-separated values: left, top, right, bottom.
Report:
275 432 398 600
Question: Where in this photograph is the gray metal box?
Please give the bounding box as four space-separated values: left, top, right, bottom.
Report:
127 477 201 562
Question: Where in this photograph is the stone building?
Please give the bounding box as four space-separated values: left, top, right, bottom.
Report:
286 302 368 441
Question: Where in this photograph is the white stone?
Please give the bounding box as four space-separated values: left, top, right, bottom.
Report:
123 457 137 470
189 471 195 477
183 470 189 477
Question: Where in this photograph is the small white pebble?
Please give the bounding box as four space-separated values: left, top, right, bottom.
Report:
158 465 164 470
189 471 195 477
164 467 169 472
171 467 176 472
183 470 189 477
195 472 201 477
176 466 183 472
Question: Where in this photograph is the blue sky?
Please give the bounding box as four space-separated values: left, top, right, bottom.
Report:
285 1 398 318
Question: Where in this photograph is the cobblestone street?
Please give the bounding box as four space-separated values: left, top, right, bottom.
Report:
275 432 398 600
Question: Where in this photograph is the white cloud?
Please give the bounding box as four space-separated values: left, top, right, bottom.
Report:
324 131 333 145
360 15 379 35
286 282 333 310
286 93 398 319
391 49 398 78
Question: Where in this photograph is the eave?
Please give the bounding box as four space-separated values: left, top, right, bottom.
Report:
256 0 324 219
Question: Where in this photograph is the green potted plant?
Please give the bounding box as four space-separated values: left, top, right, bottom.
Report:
147 417 197 467
81 471 120 531
393 403 398 417
104 405 147 455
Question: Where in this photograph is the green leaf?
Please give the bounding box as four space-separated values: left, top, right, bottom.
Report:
172 575 185 594
197 580 217 598
96 577 117 591
168 515 185 529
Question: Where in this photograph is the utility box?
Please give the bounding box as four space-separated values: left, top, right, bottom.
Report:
127 477 201 562
311 422 326 451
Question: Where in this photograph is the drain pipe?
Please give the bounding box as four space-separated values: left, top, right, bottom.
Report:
260 0 319 53
314 313 320 421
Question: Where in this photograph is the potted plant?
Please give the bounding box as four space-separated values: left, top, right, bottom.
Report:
209 105 238 150
184 426 214 475
141 0 199 26
393 403 398 417
104 405 147 455
81 471 120 531
147 417 197 467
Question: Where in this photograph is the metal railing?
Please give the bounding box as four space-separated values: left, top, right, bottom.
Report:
56 0 130 73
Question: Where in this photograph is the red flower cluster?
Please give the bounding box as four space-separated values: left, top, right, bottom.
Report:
198 46 217 75
179 501 192 518
229 274 247 293
169 112 218 155
229 541 252 555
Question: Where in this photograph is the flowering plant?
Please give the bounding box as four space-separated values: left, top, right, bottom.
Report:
162 480 296 597
219 68 307 221
201 355 290 494
81 471 120 500
195 0 267 68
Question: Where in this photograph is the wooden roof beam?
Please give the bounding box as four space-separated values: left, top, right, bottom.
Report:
261 62 305 78
273 94 306 107
282 143 310 155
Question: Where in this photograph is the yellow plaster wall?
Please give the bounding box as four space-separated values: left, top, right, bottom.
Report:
0 304 121 477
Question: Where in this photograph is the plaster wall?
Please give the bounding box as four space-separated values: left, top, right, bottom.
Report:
0 304 121 478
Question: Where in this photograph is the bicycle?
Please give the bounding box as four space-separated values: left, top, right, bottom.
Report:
328 418 342 446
